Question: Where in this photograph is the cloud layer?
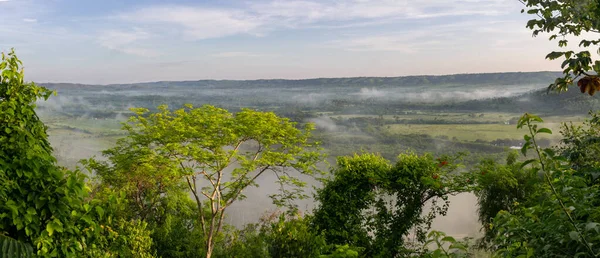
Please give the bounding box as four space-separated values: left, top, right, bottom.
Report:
0 0 569 83
111 0 516 44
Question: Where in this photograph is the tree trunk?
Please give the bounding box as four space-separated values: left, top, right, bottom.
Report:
206 236 214 258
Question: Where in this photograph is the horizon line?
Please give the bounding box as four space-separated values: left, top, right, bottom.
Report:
36 70 562 86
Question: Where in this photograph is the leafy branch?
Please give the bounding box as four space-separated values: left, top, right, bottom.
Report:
517 113 595 256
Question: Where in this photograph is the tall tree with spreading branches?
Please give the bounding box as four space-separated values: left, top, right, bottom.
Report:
86 104 324 258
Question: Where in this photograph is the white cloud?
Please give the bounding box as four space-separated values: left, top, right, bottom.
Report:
212 52 261 58
119 6 263 40
248 0 509 23
9 0 552 84
326 28 457 52
113 0 516 41
331 36 418 53
98 29 159 57
22 18 37 22
327 18 528 52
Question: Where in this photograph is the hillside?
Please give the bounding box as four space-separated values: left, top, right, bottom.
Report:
37 71 598 119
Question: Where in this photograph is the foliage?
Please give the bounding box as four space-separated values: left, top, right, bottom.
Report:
82 150 196 255
215 223 268 258
263 213 327 258
0 48 96 257
490 113 600 257
216 212 334 258
85 218 155 258
0 234 34 258
319 244 362 258
312 152 468 257
82 147 188 223
86 104 324 258
556 111 600 185
147 196 205 258
471 151 542 247
0 49 157 257
83 133 200 257
520 0 600 93
420 231 470 258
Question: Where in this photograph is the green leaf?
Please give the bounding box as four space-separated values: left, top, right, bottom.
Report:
26 207 36 215
521 142 531 156
441 236 456 243
542 148 555 158
569 231 579 241
520 159 537 169
546 51 564 60
46 220 64 237
536 128 552 134
448 243 467 251
46 223 55 236
95 206 104 219
0 235 34 258
585 222 599 232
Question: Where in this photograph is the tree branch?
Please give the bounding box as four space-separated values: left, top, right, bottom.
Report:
186 176 206 234
526 119 595 257
224 165 271 208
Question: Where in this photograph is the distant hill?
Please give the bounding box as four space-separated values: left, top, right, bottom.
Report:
38 71 599 118
41 71 563 89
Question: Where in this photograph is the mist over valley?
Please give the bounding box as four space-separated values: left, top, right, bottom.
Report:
34 71 598 245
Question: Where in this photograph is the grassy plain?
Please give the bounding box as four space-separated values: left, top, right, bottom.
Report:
383 123 560 142
336 112 584 142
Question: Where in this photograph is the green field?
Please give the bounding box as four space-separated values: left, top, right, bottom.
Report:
382 123 564 142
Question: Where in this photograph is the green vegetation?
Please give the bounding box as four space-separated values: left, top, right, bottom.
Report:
83 104 323 258
312 152 469 257
483 114 600 257
521 0 600 93
3 2 600 256
0 234 34 258
0 49 155 257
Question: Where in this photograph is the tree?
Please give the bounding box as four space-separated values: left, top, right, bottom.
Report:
0 48 92 256
0 49 156 257
262 213 327 258
86 104 323 258
312 152 469 257
470 152 541 247
520 0 600 94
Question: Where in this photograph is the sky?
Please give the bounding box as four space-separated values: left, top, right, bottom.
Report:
0 0 565 84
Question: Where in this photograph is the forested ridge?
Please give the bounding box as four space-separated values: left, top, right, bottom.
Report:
38 71 598 120
42 71 562 89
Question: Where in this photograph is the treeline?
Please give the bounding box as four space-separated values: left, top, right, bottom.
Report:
42 71 561 89
317 89 598 115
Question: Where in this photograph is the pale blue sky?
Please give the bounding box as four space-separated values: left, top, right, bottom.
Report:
0 0 561 84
